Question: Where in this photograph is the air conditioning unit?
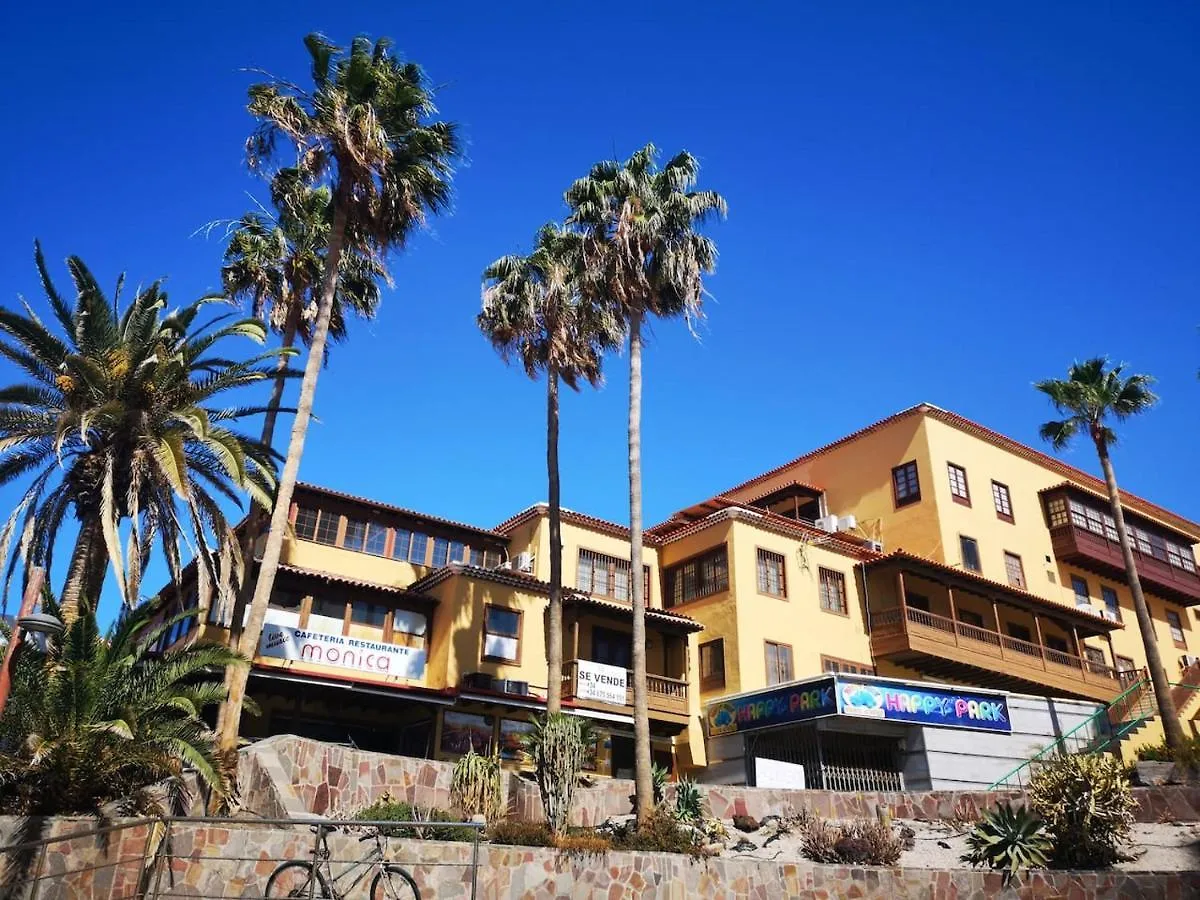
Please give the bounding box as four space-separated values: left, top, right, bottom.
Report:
865 539 884 553
462 672 495 691
837 515 857 532
1101 609 1120 622
513 551 534 573
814 515 839 533
494 679 529 697
1181 655 1200 669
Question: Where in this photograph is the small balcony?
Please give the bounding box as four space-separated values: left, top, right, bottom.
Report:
1048 522 1200 606
561 659 690 722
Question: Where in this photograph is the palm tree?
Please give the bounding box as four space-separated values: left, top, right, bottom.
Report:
478 224 620 714
0 245 289 625
0 593 245 817
1036 358 1184 750
217 34 459 751
566 145 725 821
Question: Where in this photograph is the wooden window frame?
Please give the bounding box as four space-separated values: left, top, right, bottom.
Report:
577 548 652 603
1166 609 1187 649
946 463 971 506
312 510 340 546
1045 634 1069 653
481 604 522 664
1003 551 1026 589
820 654 874 676
294 505 320 541
663 544 730 608
818 567 849 616
755 548 787 599
350 601 388 628
892 461 921 508
764 640 794 686
1070 575 1090 609
991 481 1014 523
699 638 726 691
958 608 984 628
959 535 981 573
591 625 633 670
1006 622 1033 644
1101 585 1122 622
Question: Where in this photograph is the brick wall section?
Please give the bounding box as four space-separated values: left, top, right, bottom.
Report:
241 735 1200 826
7 820 1199 899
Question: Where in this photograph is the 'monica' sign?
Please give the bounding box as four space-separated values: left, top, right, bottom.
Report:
837 676 1011 733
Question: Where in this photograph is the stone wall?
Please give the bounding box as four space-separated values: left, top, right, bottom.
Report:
6 818 1198 900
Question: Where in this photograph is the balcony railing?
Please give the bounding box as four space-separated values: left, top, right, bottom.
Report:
870 605 1124 699
1049 521 1200 605
561 659 689 717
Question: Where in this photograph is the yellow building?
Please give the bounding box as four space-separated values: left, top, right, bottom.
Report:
155 403 1200 784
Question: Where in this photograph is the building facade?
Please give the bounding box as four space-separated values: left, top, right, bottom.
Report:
157 404 1200 786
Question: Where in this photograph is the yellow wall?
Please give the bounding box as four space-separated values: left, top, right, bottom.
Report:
281 532 432 590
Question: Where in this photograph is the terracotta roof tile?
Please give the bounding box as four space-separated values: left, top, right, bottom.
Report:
274 562 435 601
494 503 661 547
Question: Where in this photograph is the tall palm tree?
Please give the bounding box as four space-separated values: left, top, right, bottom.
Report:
217 34 459 750
566 145 725 821
0 245 289 625
1036 358 1184 750
478 224 620 714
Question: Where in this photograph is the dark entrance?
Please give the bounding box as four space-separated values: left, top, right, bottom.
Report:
747 723 904 791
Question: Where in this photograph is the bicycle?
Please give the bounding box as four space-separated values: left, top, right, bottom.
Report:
264 823 420 899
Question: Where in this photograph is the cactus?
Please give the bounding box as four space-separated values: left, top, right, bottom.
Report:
523 713 591 835
451 747 503 822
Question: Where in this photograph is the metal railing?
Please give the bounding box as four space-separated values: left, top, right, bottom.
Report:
0 816 485 900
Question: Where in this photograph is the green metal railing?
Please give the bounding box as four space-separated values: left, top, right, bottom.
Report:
987 675 1153 790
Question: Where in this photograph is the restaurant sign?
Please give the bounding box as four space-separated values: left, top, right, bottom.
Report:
837 676 1011 733
706 676 838 736
259 622 426 680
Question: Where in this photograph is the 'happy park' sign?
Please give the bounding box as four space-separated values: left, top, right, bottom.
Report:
707 675 1010 737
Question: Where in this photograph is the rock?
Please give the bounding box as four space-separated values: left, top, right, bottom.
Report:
731 837 757 852
759 815 782 830
732 814 760 833
937 840 951 850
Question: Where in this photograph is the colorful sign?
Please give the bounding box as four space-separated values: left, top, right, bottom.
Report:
706 676 838 736
259 618 426 680
575 659 628 705
837 676 1011 733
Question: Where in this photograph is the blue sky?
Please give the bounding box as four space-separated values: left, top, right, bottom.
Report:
2 2 1199 620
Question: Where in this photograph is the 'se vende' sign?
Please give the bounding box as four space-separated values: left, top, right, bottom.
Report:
575 659 628 705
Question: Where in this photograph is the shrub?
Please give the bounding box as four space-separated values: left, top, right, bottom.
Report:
799 817 903 866
1137 736 1200 769
961 803 1052 877
612 805 704 857
451 748 503 821
354 796 478 843
553 832 613 854
651 762 669 805
523 714 591 835
673 777 702 823
1028 753 1136 868
487 819 553 847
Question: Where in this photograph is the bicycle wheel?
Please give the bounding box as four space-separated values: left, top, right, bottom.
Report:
264 861 332 898
370 864 420 900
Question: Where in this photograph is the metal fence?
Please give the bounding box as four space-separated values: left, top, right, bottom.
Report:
0 816 485 900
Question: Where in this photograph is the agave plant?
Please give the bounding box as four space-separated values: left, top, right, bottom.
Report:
961 802 1052 877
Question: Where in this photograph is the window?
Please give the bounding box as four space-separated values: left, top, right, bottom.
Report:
351 602 388 627
819 568 848 614
1071 575 1090 609
294 506 319 540
958 608 985 628
892 461 921 507
664 546 729 607
311 596 346 619
959 536 981 572
269 591 303 612
1045 635 1069 653
1046 496 1069 528
1101 586 1121 622
1006 623 1033 648
1067 499 1118 541
1084 646 1108 675
756 549 786 598
469 547 484 567
1004 552 1025 589
449 541 468 564
1167 609 1187 649
1168 540 1197 573
1116 655 1138 684
390 609 428 647
592 626 632 670
409 532 429 565
991 481 1014 523
484 549 502 569
906 592 930 612
765 641 794 686
431 537 450 568
699 639 726 690
365 523 388 555
577 549 651 602
314 511 340 546
947 463 970 505
821 655 874 676
482 606 521 662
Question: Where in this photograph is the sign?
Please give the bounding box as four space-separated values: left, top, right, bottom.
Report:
575 659 628 705
259 621 426 680
706 676 837 736
754 758 807 790
441 711 494 755
837 676 1011 733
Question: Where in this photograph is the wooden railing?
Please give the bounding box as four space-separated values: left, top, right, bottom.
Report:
561 659 689 716
870 605 1123 686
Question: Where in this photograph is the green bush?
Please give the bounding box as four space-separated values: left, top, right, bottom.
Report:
1028 754 1135 868
451 748 503 821
799 817 903 866
961 803 1052 877
1136 736 1200 769
487 819 554 847
673 777 702 824
612 806 704 857
354 796 478 843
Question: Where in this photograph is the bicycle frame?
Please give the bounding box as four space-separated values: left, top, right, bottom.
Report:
311 829 389 899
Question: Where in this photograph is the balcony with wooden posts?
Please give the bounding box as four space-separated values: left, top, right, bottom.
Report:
560 659 690 722
1040 486 1200 606
865 552 1127 703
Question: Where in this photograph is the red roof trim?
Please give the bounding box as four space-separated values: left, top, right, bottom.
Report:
493 503 662 547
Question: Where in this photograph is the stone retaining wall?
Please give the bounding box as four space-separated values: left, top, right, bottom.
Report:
5 818 1197 899
241 735 1200 826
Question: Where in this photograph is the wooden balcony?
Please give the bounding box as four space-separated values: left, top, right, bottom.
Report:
1049 522 1200 606
870 606 1127 703
561 659 690 723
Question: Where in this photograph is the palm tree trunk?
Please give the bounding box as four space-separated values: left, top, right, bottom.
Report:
216 184 350 752
546 366 564 715
59 518 105 626
628 308 652 823
1096 438 1185 749
216 304 301 739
